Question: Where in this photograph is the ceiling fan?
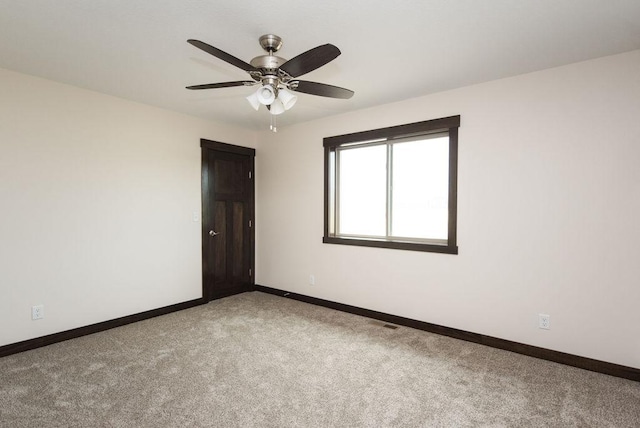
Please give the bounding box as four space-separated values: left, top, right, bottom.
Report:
186 34 354 126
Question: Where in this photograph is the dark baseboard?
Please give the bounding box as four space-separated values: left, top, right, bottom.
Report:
0 297 207 359
254 284 640 383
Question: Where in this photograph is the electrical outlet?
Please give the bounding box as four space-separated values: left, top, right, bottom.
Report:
539 313 550 330
32 305 44 320
309 275 315 286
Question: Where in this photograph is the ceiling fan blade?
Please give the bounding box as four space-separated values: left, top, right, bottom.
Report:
187 39 258 73
186 81 256 90
280 44 341 78
290 80 354 99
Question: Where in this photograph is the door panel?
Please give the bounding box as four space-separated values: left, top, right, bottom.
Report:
214 159 244 194
232 202 244 280
201 140 255 301
213 200 227 286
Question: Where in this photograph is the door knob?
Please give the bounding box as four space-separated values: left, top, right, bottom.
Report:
209 230 220 236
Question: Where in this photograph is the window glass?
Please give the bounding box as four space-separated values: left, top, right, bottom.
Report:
338 144 387 236
391 136 449 241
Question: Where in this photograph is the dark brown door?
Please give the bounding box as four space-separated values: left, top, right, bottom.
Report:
201 140 255 301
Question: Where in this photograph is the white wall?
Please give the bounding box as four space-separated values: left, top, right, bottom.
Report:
0 68 256 347
255 50 640 369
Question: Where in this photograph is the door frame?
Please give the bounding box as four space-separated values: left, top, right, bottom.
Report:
201 139 255 301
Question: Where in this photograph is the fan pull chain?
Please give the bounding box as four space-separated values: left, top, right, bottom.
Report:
270 113 277 132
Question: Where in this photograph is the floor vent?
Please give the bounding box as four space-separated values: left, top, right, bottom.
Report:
383 324 399 330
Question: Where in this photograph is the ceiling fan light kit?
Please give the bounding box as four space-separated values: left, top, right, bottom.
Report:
186 34 354 130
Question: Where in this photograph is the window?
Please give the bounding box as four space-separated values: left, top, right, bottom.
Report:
323 115 459 254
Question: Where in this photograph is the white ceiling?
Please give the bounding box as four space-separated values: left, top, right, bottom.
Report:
1 1 639 131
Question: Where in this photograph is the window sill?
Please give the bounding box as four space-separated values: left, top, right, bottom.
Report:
322 236 458 254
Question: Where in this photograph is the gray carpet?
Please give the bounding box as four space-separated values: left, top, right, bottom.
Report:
1 292 638 427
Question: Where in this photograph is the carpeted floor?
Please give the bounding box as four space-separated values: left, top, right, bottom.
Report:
0 291 638 427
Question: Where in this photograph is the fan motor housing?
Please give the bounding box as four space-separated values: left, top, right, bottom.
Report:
250 55 287 72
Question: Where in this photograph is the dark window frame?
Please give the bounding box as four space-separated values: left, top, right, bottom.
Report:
323 115 459 254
